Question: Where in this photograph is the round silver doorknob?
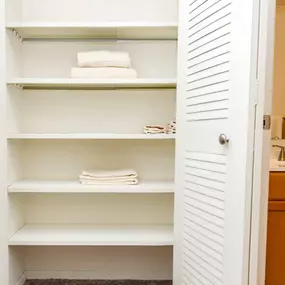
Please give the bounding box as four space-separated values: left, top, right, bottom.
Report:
219 134 229 145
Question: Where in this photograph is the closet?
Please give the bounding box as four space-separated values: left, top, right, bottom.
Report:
0 0 270 284
4 0 177 283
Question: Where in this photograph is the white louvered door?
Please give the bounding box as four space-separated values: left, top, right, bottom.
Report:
174 0 260 284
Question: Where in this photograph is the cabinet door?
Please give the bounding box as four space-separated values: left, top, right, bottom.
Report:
174 0 261 284
266 202 285 285
269 172 285 200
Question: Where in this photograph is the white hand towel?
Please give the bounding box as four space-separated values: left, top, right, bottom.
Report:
144 125 166 134
79 169 139 185
79 175 138 182
78 51 131 68
71 67 138 79
80 179 138 185
81 169 138 178
144 125 165 130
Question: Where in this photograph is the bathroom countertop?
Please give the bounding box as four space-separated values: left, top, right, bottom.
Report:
270 167 285 172
270 160 285 172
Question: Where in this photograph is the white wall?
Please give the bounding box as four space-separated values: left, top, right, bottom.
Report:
272 6 285 116
271 6 285 137
23 246 173 280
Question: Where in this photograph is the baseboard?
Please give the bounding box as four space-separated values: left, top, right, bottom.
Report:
16 272 26 285
26 271 171 280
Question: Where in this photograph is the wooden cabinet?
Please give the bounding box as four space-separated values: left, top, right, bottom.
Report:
266 172 285 285
269 172 285 200
266 201 285 285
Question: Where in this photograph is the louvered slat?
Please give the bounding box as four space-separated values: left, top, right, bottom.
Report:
180 0 234 283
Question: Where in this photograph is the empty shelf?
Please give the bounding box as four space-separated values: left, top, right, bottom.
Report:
7 78 177 90
6 22 178 40
9 224 174 246
7 133 175 139
8 180 174 193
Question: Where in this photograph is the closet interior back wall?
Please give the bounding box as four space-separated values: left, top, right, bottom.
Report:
10 193 174 225
10 246 173 280
6 0 178 23
6 38 177 79
7 140 175 182
7 90 176 134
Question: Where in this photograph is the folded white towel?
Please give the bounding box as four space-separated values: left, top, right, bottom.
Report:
71 67 138 79
79 169 139 185
78 51 131 68
80 179 138 185
144 125 166 134
144 125 165 130
81 169 138 178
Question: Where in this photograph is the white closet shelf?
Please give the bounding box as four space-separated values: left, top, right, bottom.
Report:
7 78 177 90
8 180 174 194
9 224 174 246
6 22 178 40
7 133 175 139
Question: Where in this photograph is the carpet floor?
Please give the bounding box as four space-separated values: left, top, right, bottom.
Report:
24 280 172 285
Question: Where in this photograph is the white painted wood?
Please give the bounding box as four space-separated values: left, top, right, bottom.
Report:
249 0 276 284
9 247 25 285
24 246 173 280
10 140 174 181
15 0 178 23
7 78 177 90
4 0 178 281
21 193 173 225
6 22 178 40
5 40 177 79
0 0 9 283
7 133 175 140
8 180 174 193
8 195 24 238
11 90 175 134
26 270 170 281
174 0 261 284
16 272 26 285
19 41 177 79
9 224 173 246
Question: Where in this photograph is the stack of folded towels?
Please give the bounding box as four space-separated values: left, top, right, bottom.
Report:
144 125 166 134
71 51 138 79
143 119 176 135
165 120 176 134
79 169 139 185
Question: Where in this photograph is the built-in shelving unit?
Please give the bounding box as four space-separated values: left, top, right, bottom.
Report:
5 0 177 282
6 22 178 40
7 133 175 140
9 224 174 246
7 78 177 90
8 180 174 193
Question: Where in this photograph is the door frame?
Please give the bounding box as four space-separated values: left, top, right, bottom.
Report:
249 0 276 284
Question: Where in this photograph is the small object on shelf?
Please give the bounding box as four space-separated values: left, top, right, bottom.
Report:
72 50 137 79
165 120 176 134
144 125 166 134
79 169 139 185
143 119 176 135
